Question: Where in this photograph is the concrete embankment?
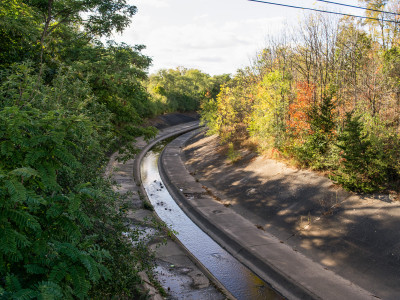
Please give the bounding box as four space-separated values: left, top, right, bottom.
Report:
160 129 379 300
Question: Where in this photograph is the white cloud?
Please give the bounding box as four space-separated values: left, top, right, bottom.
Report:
193 14 210 21
196 56 224 63
146 17 283 50
116 0 299 75
141 0 169 8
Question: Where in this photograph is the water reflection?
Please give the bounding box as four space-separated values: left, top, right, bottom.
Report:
141 150 282 300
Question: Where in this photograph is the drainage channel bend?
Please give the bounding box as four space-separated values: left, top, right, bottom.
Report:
140 141 281 300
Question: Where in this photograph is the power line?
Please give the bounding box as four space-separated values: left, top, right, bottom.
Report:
248 0 398 23
316 0 400 16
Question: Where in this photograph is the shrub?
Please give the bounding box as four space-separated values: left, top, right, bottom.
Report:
332 112 389 192
290 93 337 170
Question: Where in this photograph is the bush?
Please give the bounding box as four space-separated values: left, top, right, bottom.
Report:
290 93 337 170
0 107 110 298
332 112 389 192
0 105 154 299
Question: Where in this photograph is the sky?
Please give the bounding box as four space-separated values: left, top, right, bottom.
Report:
111 0 362 76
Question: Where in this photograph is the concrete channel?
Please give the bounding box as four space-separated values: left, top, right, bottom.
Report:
117 119 376 300
134 122 282 299
141 147 280 299
109 121 230 299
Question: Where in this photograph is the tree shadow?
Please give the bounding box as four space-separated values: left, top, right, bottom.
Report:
183 131 400 299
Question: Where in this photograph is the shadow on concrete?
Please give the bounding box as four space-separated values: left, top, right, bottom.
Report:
148 113 199 129
183 131 400 300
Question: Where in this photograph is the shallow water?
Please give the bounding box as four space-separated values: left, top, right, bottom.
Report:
141 148 281 300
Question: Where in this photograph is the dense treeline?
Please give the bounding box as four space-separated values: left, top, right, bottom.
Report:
146 67 230 114
201 1 400 193
0 0 162 298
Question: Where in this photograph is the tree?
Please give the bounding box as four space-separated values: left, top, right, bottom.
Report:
24 0 137 39
0 0 41 68
147 68 221 113
334 112 389 192
334 20 371 110
248 70 292 150
360 0 400 49
0 0 160 297
287 81 314 137
199 10 400 192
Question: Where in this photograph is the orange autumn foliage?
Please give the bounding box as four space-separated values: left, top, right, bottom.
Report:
287 82 315 136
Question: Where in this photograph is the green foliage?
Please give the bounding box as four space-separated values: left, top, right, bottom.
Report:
248 70 292 150
147 68 230 114
227 143 241 163
332 112 391 192
200 98 219 135
81 182 155 299
0 105 153 298
0 0 40 68
200 69 254 144
293 93 337 169
0 106 112 298
143 200 154 211
23 0 137 37
384 46 400 88
0 0 164 297
308 93 336 143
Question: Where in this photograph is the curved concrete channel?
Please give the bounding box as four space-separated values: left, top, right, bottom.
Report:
142 147 279 299
135 123 281 299
136 124 375 300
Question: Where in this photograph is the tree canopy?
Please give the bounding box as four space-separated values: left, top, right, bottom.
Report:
200 7 400 193
0 0 165 298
